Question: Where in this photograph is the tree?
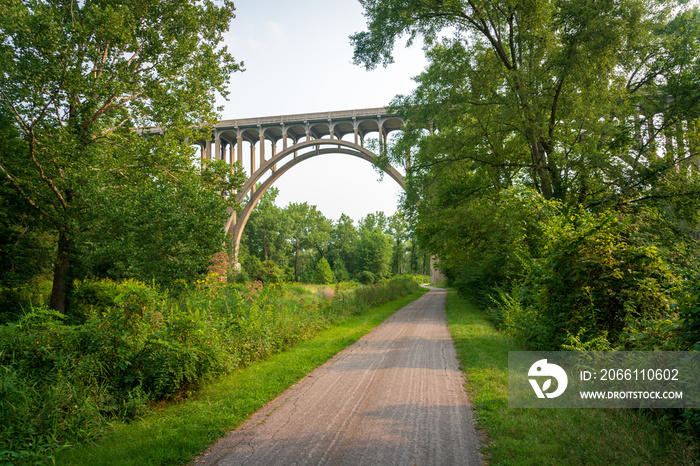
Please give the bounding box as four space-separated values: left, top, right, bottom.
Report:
308 211 332 259
314 257 334 285
243 187 290 265
78 167 234 286
352 0 700 209
353 0 700 277
388 212 408 275
328 213 358 276
0 0 242 311
286 202 331 282
358 211 388 233
355 215 392 280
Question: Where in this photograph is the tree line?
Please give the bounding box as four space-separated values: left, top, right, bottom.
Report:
240 187 429 284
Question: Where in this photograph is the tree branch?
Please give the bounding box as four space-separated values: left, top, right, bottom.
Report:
0 162 61 230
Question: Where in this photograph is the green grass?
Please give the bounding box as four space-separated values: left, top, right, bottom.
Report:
445 289 697 466
54 290 427 465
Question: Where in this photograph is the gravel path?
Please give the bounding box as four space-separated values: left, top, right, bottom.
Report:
196 287 482 465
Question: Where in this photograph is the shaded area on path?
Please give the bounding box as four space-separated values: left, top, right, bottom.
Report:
196 288 482 465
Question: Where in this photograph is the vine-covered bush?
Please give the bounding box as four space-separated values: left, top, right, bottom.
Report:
451 188 687 352
526 209 680 350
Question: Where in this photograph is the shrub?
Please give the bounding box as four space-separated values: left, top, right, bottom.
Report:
0 281 51 325
358 270 377 284
314 258 334 284
256 260 284 283
71 278 162 324
527 209 680 349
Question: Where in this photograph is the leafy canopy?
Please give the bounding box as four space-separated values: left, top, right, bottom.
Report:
0 0 243 310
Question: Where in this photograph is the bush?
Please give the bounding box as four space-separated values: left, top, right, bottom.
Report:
525 209 680 350
314 258 334 284
358 270 377 284
463 190 682 351
70 278 162 324
255 260 284 283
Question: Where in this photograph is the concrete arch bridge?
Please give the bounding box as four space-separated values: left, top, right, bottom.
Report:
194 107 407 268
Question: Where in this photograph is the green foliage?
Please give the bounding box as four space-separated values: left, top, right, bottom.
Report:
430 188 686 351
678 273 700 351
331 259 350 283
80 171 233 287
353 0 700 354
243 198 426 283
0 178 55 290
314 257 334 285
525 208 680 349
355 225 392 280
358 270 378 285
256 260 285 283
0 280 52 324
0 0 242 311
0 276 423 461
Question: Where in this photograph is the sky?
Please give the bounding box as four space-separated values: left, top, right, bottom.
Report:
217 0 428 223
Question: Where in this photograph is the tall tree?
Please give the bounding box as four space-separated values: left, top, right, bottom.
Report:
355 213 392 280
388 212 408 275
243 187 289 265
0 0 241 311
352 0 700 209
286 202 330 282
327 213 358 279
352 0 700 289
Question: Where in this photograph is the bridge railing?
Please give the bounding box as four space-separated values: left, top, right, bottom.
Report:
217 107 394 128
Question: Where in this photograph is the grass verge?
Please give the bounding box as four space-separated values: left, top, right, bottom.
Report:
445 289 697 465
54 290 427 465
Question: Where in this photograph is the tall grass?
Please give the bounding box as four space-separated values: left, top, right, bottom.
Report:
55 290 427 465
0 275 422 464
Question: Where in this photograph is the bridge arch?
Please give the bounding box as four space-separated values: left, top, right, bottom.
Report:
187 108 405 268
226 138 405 267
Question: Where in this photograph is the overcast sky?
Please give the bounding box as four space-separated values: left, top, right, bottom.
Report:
217 0 427 222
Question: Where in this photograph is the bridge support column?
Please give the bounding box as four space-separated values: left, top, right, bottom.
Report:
271 138 277 170
259 133 265 168
250 141 256 181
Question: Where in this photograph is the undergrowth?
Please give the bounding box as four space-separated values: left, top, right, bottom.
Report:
0 275 422 464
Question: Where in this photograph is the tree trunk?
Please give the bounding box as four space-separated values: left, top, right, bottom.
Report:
49 230 72 313
529 137 554 200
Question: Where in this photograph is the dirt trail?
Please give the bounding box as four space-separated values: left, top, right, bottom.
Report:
196 287 482 465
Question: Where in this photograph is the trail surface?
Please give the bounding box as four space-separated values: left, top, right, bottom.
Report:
197 287 482 465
